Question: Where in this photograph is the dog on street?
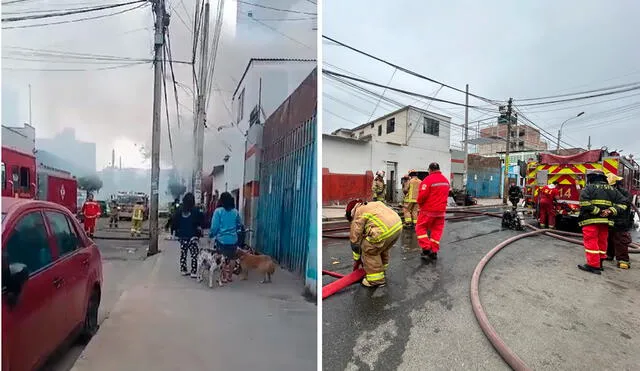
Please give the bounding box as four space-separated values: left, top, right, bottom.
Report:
196 247 223 288
238 250 276 283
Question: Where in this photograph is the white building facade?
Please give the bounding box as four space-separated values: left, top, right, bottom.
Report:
323 106 452 203
2 124 36 154
212 59 315 220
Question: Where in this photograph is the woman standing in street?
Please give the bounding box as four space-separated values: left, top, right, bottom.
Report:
209 192 243 283
172 192 205 277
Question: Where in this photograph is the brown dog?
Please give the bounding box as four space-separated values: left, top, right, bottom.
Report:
238 250 276 283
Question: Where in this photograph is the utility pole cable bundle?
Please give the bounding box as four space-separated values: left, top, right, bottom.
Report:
148 0 169 256
502 98 513 205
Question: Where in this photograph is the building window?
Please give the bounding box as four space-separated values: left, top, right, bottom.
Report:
237 88 245 123
19 167 29 189
378 125 382 136
1 163 5 190
386 118 395 134
423 117 440 136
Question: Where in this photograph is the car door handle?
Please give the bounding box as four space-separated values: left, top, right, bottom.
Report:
53 277 64 289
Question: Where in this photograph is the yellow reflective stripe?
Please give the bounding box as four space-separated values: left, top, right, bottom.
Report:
412 219 418 223
579 201 591 206
417 234 429 239
584 249 604 254
591 206 601 215
430 239 440 245
363 213 387 233
591 199 612 206
579 218 614 227
383 264 389 269
609 207 618 216
366 272 385 281
353 252 361 260
615 204 628 210
377 221 402 241
404 217 412 222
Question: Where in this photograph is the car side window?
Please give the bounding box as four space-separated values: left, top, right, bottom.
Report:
45 211 79 257
5 212 52 274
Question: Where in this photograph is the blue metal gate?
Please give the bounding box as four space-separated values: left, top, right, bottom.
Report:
256 69 317 277
467 168 501 198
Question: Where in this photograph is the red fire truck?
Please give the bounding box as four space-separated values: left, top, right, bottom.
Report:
2 146 78 213
524 149 640 225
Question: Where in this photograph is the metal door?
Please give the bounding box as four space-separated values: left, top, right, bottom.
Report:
280 187 293 268
386 162 397 202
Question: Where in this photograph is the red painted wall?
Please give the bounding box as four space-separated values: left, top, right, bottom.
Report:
323 168 373 206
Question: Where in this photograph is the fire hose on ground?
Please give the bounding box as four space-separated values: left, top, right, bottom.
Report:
323 204 640 370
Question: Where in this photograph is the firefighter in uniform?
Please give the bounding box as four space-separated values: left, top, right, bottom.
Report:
605 173 632 269
131 200 145 237
81 193 101 237
508 182 523 209
577 170 627 274
108 199 119 228
371 171 386 202
402 170 421 228
346 199 402 287
416 162 450 260
538 181 559 229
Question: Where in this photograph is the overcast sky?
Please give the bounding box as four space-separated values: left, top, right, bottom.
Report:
322 0 640 157
2 0 316 173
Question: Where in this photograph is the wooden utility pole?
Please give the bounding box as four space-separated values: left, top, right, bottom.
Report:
148 0 168 256
192 1 210 205
503 98 513 205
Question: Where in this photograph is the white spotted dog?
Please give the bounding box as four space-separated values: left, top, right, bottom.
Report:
196 245 223 288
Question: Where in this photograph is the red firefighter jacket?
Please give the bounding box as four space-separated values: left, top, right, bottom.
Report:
539 185 559 205
82 201 101 219
417 170 450 216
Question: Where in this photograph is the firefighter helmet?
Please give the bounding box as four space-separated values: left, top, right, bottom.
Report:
375 170 385 178
345 199 364 222
408 169 417 177
606 172 623 186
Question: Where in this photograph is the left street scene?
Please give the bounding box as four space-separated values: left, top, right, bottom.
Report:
1 1 318 371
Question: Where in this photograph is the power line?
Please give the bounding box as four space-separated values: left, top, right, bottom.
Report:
2 2 148 29
2 0 146 22
515 85 640 107
520 91 640 115
513 81 640 102
236 0 317 16
166 27 182 130
249 17 312 49
160 51 176 167
324 69 478 108
2 48 192 65
323 34 500 105
2 61 150 72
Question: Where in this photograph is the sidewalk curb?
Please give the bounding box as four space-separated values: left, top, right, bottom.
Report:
71 252 163 371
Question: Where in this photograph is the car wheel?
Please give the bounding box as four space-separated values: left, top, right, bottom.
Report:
78 289 100 344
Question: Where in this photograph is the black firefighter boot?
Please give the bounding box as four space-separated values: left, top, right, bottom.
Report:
577 264 602 275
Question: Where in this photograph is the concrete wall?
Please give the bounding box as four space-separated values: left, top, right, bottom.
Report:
2 124 35 154
322 107 452 204
224 60 315 216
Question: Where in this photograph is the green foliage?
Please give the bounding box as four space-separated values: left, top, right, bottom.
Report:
77 174 103 194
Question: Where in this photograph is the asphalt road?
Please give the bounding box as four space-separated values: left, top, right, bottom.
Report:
322 214 640 370
42 218 151 371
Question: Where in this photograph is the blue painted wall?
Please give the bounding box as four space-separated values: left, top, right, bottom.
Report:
467 168 501 198
256 69 317 294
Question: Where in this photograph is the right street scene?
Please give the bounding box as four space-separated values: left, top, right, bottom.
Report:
321 1 640 370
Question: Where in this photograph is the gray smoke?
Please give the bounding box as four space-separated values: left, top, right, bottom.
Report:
2 0 316 174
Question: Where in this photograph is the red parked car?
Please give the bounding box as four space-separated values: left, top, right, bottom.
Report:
2 197 103 371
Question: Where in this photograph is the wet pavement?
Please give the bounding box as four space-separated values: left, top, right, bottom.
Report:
322 214 640 370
